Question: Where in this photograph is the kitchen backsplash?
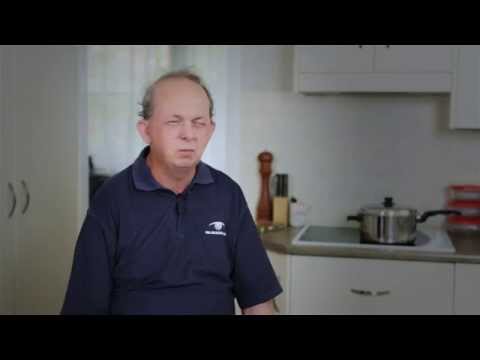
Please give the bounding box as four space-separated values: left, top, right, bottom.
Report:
231 46 480 228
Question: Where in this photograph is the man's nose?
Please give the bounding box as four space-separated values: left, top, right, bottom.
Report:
179 121 195 141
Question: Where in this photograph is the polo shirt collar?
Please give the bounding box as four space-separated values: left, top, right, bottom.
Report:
132 146 214 192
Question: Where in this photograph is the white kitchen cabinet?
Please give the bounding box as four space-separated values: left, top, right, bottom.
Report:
294 45 454 93
290 256 454 315
374 45 454 74
266 250 290 314
295 45 374 74
0 45 87 314
454 263 480 314
267 251 455 315
450 45 480 129
0 46 15 314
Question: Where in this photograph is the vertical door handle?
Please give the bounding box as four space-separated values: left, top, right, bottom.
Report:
21 180 30 215
8 182 17 218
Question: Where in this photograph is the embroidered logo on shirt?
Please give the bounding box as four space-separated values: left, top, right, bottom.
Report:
205 221 227 236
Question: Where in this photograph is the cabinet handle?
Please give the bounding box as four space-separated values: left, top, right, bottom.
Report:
21 180 30 215
8 182 17 218
351 289 391 297
358 45 363 49
386 45 391 49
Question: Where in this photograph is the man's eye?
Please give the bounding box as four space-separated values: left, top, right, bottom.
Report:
193 120 206 127
167 120 181 125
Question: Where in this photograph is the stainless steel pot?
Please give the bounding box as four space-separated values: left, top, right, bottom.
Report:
347 197 461 245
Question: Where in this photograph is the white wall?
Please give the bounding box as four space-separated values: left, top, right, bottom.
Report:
231 45 480 227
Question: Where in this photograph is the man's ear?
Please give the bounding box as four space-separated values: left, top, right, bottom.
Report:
136 119 151 144
210 119 216 133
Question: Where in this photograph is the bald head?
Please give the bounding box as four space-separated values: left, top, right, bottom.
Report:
139 70 214 120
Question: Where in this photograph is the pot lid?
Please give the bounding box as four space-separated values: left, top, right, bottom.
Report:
361 197 416 216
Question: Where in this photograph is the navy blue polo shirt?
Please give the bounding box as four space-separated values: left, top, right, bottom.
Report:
61 146 282 315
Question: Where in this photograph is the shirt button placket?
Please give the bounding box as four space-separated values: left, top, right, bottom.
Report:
176 195 185 239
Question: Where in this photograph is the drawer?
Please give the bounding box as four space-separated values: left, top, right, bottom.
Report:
290 256 454 315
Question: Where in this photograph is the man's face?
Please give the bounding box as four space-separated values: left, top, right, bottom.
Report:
137 78 215 170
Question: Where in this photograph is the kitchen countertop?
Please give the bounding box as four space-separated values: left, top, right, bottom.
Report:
261 226 480 264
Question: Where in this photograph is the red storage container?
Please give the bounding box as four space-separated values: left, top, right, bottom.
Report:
447 200 480 217
446 216 480 233
448 185 480 200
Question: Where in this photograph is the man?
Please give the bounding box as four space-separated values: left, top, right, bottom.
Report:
61 70 282 315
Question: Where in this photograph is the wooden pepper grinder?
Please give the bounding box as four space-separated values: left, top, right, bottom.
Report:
256 151 273 225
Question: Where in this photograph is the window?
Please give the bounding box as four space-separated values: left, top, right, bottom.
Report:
87 45 171 175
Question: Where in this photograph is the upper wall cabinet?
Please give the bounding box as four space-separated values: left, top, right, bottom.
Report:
374 45 454 73
296 45 374 74
294 45 454 94
450 45 480 129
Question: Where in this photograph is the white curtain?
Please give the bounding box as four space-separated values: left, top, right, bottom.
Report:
87 45 171 175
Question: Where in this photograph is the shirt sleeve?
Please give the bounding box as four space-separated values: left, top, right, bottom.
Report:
61 211 115 315
232 192 283 310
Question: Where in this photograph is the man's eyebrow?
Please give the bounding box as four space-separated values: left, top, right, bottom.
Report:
170 115 206 121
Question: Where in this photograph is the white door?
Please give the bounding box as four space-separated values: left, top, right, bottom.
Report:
9 45 86 314
0 46 5 313
374 45 454 73
295 45 374 73
0 46 15 314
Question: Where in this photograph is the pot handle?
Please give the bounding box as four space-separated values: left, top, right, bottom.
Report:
347 214 363 222
417 210 462 224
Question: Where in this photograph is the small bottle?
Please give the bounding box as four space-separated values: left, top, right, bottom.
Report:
290 197 308 228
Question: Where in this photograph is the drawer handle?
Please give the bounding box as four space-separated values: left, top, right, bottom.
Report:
351 289 391 297
351 289 373 297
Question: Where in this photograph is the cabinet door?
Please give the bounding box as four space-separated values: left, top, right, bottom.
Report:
266 250 289 314
9 45 87 314
450 46 480 129
374 45 454 73
295 45 451 93
295 45 374 74
0 46 15 314
290 256 454 315
454 263 480 314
